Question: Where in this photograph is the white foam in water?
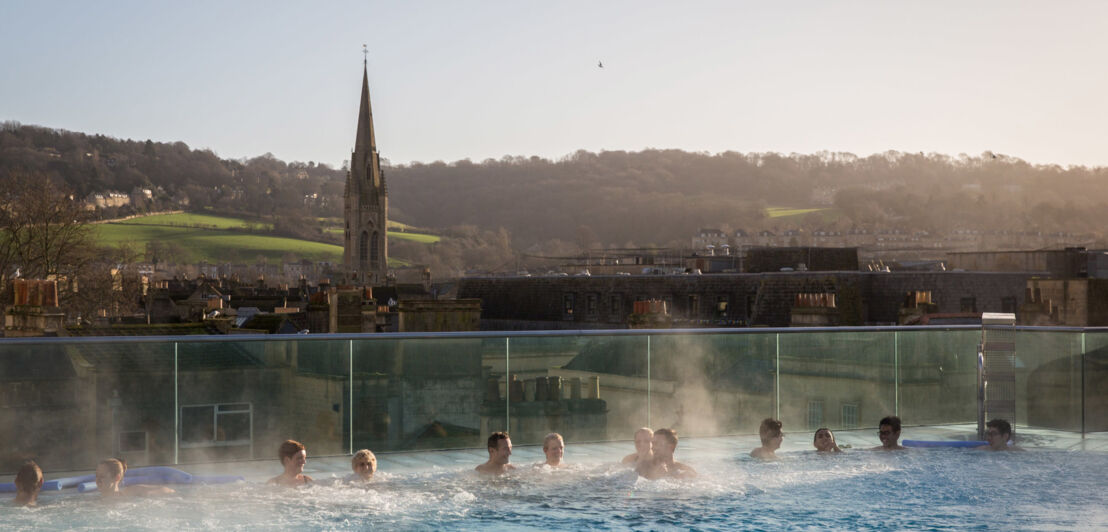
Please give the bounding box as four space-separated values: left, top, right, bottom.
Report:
5 447 1108 530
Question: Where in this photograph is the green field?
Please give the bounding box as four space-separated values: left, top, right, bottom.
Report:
115 212 273 230
766 207 830 218
96 212 428 265
94 223 343 263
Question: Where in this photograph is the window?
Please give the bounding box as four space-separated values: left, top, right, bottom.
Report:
1001 297 1017 314
370 231 380 263
586 293 598 319
358 231 369 262
609 294 622 321
841 404 859 429
717 295 729 317
180 403 252 448
562 294 575 319
960 297 977 313
807 400 824 430
688 295 700 318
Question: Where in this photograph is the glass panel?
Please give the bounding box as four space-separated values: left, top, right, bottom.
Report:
351 336 486 454
778 330 896 438
176 338 349 464
897 329 981 426
0 339 176 473
506 334 647 448
647 332 777 438
1013 330 1083 432
1083 331 1108 433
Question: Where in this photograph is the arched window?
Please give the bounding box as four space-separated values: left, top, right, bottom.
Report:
370 231 380 263
359 231 369 262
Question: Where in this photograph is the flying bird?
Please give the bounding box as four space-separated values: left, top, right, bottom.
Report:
598 61 604 68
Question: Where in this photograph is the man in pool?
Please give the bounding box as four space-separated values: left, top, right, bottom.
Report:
345 448 377 482
269 439 314 486
96 458 175 496
476 431 516 475
13 460 43 506
872 415 907 451
540 433 566 467
751 418 784 460
621 427 654 466
638 428 696 479
978 418 1024 451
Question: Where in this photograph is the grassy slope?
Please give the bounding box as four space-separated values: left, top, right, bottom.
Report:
95 213 431 265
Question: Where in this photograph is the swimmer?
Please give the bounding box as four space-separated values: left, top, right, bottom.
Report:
621 427 654 466
269 439 314 487
751 418 784 460
872 415 907 451
813 427 842 453
978 419 1024 451
96 458 174 496
345 449 377 483
638 428 696 479
476 431 516 475
14 460 43 506
540 433 566 467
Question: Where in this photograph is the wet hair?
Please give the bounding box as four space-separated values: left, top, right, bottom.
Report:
654 428 678 447
813 427 834 444
15 460 43 495
543 433 564 450
352 448 376 466
759 418 783 445
278 439 306 462
98 458 125 480
986 418 1012 437
879 416 901 432
487 431 510 450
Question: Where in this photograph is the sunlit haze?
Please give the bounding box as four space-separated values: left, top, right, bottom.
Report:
3 0 1107 167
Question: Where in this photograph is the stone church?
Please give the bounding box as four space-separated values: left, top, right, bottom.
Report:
343 60 388 285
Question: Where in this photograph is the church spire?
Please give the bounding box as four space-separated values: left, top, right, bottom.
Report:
354 54 376 153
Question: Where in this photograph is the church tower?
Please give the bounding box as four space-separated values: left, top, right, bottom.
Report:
343 60 388 285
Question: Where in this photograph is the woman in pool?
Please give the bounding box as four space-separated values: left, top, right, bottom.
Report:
269 439 314 487
813 428 843 453
345 449 377 483
95 458 174 496
751 418 784 460
14 460 44 506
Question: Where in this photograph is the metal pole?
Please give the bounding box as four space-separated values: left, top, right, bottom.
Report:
505 337 510 434
647 335 652 428
1081 331 1086 439
976 339 985 441
349 339 354 454
775 333 781 421
173 342 179 465
894 331 899 416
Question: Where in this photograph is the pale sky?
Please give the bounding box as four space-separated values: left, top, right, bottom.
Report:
3 1 1107 168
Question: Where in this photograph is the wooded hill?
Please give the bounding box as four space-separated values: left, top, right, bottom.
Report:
5 121 1108 250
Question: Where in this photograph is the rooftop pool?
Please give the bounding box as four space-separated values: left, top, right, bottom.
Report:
6 431 1107 531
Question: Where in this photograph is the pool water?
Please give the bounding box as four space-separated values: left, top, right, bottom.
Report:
5 444 1107 530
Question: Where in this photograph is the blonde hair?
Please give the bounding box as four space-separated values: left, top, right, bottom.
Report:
543 433 564 450
352 448 376 466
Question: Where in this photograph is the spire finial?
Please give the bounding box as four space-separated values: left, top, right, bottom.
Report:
362 44 368 65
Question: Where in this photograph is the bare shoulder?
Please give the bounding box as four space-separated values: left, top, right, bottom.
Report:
673 462 697 478
621 453 638 464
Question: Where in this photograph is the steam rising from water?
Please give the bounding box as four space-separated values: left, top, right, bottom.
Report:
5 449 1108 530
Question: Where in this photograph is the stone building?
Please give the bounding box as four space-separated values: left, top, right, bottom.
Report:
342 60 389 285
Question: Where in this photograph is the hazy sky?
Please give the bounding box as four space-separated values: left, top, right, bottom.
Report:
3 1 1107 168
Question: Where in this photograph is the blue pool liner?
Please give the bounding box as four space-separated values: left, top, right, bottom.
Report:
903 439 987 448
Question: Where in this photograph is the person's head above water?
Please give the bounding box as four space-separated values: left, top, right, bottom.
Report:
542 433 565 466
877 415 904 450
487 431 512 464
279 439 308 473
95 458 126 495
985 418 1013 450
351 449 377 480
652 428 678 459
759 418 784 448
14 460 44 506
813 428 841 453
634 427 654 454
